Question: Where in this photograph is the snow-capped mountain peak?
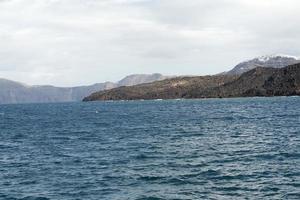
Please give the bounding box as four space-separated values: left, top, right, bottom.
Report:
227 54 300 75
256 54 299 62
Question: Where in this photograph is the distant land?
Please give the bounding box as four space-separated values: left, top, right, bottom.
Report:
0 73 168 104
1 54 299 104
84 56 300 101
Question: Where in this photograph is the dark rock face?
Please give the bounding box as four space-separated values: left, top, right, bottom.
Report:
83 63 300 101
195 63 300 98
227 55 299 75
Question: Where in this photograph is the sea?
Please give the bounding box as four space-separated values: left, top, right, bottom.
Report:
0 97 299 200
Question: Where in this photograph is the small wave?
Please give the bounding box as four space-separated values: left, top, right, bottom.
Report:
283 193 300 199
279 152 300 159
21 197 50 200
199 169 221 177
138 176 164 181
134 153 159 160
165 177 188 185
135 196 165 200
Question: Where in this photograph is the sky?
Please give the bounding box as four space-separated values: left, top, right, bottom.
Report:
0 0 300 86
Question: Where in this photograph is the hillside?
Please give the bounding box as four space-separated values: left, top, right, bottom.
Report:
83 75 238 101
195 63 300 98
117 73 167 86
83 63 300 101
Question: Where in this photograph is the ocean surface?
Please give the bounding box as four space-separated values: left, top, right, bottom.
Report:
0 97 300 200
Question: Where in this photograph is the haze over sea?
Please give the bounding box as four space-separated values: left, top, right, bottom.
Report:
0 97 300 200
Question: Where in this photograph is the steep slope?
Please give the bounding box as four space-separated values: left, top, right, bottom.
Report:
195 63 300 98
0 78 29 89
227 55 299 75
0 79 40 104
117 73 167 86
83 75 238 101
0 74 168 104
83 63 300 101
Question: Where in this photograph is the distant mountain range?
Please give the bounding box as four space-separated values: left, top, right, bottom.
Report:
1 54 299 104
84 60 300 101
0 73 168 104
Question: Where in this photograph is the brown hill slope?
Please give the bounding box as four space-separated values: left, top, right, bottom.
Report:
83 75 237 101
83 63 300 101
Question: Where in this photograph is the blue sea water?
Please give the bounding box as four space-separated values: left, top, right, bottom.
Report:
0 97 300 200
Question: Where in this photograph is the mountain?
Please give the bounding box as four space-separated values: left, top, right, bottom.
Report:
2 55 299 104
83 75 238 101
83 63 300 101
186 63 300 98
117 73 167 86
0 79 116 104
227 54 299 75
0 74 168 104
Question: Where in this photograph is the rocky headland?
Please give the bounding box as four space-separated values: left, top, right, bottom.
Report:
83 63 300 101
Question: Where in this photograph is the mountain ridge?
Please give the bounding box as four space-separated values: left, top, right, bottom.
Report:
1 54 300 104
83 63 300 101
0 73 168 104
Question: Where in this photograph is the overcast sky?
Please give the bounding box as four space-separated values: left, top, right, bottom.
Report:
0 0 300 86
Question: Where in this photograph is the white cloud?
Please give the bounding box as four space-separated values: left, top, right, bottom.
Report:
0 0 299 86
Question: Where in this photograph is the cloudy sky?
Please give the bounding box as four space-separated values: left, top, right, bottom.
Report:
0 0 299 86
